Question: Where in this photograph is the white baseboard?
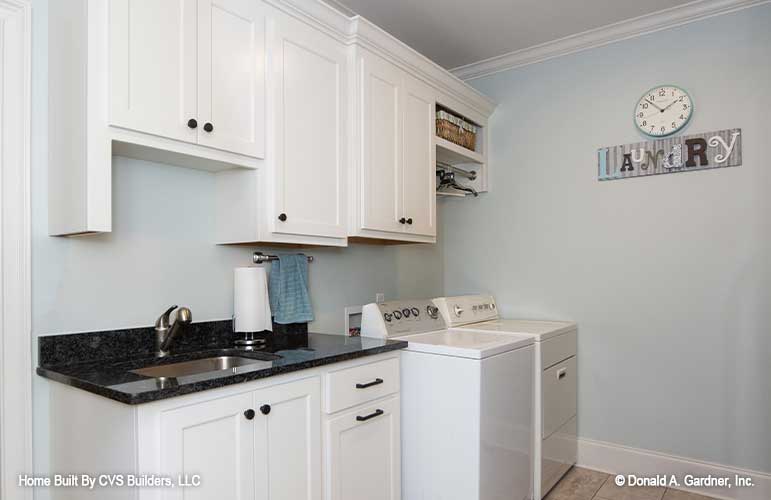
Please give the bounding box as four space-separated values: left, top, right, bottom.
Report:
577 438 770 500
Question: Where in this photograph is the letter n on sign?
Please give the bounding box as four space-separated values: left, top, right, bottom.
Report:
598 128 741 181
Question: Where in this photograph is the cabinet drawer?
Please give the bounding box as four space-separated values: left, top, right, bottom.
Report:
542 356 577 439
325 357 399 414
541 329 577 370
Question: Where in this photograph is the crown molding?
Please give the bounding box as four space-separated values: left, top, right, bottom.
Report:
451 0 771 81
269 0 497 117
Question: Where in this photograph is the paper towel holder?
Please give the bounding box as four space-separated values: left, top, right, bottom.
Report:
253 252 314 264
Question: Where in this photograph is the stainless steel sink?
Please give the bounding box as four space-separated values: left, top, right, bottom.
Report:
131 356 275 378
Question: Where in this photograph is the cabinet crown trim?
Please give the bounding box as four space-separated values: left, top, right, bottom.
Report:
266 0 496 117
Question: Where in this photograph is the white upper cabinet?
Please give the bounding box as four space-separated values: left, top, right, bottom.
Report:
49 0 494 240
213 6 348 247
359 51 403 235
269 11 347 240
402 75 436 238
351 49 436 243
109 0 265 158
197 0 265 157
109 0 198 144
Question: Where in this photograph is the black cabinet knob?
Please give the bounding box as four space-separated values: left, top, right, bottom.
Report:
244 409 255 420
260 404 271 415
399 217 406 224
203 122 214 132
406 218 413 225
278 213 287 222
187 118 198 129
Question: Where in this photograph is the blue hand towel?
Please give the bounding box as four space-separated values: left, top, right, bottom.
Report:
268 254 314 324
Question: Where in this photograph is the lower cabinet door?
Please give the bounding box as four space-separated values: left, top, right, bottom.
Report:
255 377 322 500
160 392 255 500
325 397 400 500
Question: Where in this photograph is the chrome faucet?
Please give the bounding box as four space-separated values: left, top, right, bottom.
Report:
155 305 193 357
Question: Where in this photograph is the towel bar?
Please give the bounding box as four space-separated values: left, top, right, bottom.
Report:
253 252 314 264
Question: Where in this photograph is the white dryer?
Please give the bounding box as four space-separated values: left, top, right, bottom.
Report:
362 299 534 500
433 295 578 499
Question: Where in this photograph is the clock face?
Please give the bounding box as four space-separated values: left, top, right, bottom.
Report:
634 85 693 137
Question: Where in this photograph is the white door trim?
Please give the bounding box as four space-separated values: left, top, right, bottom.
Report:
0 1 32 499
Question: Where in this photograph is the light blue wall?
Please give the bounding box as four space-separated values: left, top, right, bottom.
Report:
444 5 771 472
29 0 441 492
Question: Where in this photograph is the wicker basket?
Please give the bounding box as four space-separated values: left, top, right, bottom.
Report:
436 110 478 151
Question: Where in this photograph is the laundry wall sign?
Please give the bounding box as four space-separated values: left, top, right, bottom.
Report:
598 128 742 181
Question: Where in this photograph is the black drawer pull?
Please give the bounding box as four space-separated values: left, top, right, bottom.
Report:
356 378 383 389
356 409 384 422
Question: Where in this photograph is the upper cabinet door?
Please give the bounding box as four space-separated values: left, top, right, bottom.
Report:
359 50 403 234
197 0 265 158
268 12 347 239
402 75 436 237
160 392 255 500
109 0 197 143
254 377 321 500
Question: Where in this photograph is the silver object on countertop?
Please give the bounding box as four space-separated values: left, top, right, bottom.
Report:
155 305 193 357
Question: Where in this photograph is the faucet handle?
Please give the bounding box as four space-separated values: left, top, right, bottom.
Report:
155 305 179 330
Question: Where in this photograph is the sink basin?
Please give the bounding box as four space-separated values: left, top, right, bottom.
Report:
131 355 275 378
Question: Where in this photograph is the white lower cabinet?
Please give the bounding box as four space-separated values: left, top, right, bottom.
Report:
48 353 400 500
325 397 401 500
159 377 320 500
161 392 256 500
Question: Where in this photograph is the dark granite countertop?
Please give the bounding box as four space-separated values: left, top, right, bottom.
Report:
37 321 405 405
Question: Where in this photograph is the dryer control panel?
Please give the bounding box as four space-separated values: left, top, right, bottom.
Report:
361 299 447 339
432 295 499 327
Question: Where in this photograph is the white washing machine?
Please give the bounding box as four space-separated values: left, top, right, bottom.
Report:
362 299 534 500
433 295 578 499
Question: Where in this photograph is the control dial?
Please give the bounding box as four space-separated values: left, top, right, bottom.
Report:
410 307 420 317
453 305 464 317
383 312 392 323
393 310 402 320
426 305 439 319
402 308 411 318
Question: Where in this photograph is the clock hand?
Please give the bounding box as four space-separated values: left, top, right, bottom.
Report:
663 98 681 112
645 98 664 112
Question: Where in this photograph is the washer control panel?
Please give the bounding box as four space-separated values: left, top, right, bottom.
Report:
361 299 447 339
432 295 499 327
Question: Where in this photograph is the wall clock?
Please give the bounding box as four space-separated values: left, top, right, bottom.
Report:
634 85 693 137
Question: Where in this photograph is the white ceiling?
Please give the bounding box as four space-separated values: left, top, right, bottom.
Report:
328 0 696 69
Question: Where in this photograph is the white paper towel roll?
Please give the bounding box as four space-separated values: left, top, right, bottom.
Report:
234 266 272 332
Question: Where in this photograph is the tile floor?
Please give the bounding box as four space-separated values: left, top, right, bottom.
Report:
545 467 719 500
